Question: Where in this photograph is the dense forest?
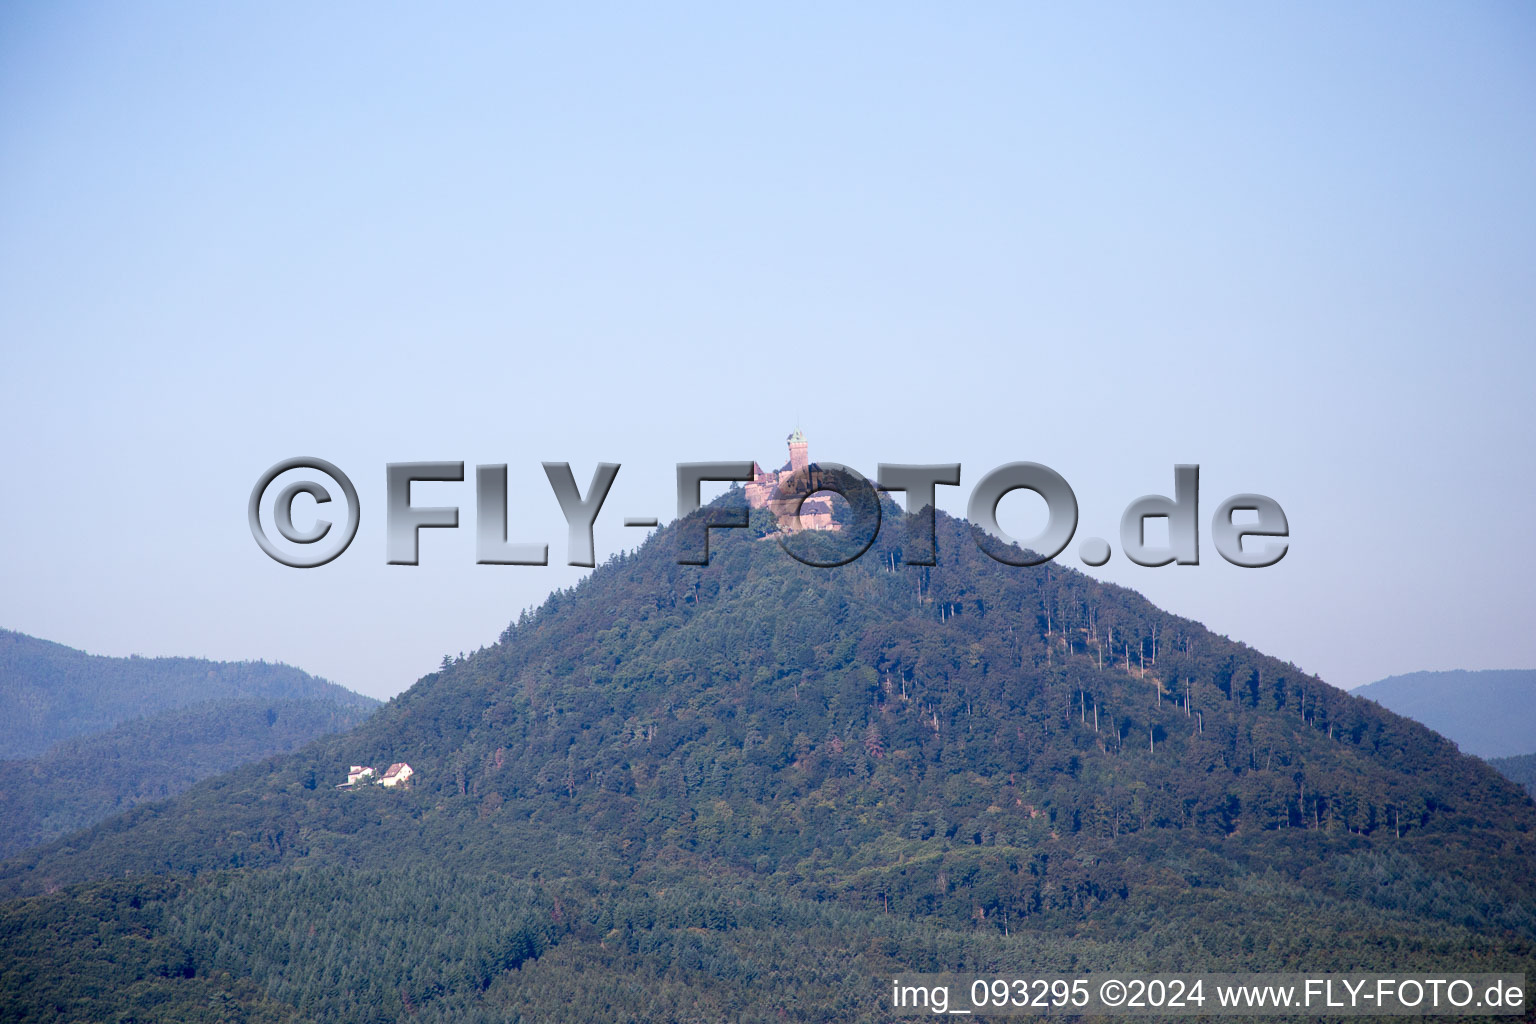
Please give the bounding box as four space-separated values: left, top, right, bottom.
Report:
2 499 1532 1022
0 697 376 859
0 629 374 758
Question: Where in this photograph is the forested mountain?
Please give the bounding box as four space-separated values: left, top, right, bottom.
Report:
1352 669 1536 759
0 629 374 758
1491 753 1536 798
0 697 376 859
2 504 1533 1022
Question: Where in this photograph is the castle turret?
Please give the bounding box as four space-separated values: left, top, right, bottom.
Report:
788 428 808 473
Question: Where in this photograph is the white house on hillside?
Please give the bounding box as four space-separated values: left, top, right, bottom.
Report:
344 765 375 786
380 762 414 788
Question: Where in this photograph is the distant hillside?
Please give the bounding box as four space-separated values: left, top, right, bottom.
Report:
1352 669 1536 758
0 697 376 859
1490 753 1536 798
0 629 374 758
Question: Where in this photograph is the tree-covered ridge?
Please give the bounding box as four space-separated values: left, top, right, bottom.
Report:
0 628 376 759
0 697 377 860
1 503 1532 1021
375 506 1535 915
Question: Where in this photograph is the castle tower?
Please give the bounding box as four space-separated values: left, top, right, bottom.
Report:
787 428 809 474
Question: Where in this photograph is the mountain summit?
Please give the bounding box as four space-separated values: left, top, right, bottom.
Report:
2 502 1532 1022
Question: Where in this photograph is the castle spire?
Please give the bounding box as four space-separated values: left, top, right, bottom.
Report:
787 427 808 473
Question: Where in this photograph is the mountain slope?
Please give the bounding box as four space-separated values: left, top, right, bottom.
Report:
0 696 377 859
1353 669 1536 758
2 505 1533 1021
0 629 374 759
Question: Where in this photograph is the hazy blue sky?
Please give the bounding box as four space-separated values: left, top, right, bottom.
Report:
2 3 1533 700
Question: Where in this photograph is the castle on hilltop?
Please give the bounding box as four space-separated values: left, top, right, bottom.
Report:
743 429 839 531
